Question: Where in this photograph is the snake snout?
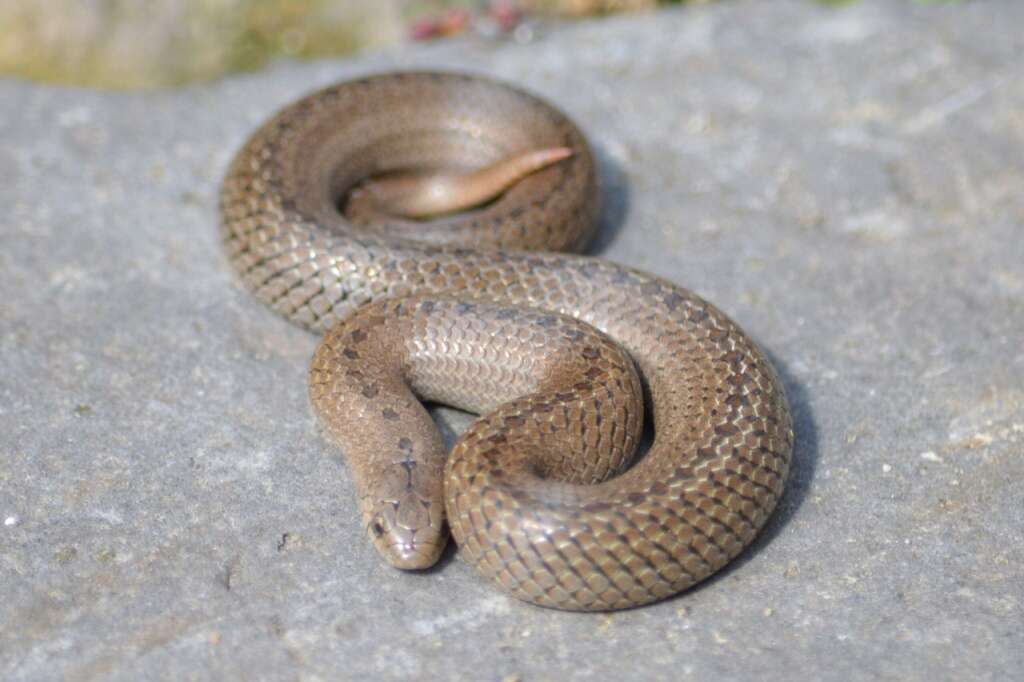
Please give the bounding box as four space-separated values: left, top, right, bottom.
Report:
382 540 441 571
368 517 445 570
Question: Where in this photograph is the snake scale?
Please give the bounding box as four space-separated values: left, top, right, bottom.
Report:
219 72 793 611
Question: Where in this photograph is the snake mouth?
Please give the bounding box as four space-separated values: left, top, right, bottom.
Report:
375 535 445 571
367 515 445 570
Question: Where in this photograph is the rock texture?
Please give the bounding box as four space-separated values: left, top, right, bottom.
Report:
2 0 1022 679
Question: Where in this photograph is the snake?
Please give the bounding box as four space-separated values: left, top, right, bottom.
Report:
219 71 793 611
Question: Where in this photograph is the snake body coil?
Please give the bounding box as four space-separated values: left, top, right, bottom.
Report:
220 72 792 611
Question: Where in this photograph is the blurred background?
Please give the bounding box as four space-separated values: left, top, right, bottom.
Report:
0 0 866 89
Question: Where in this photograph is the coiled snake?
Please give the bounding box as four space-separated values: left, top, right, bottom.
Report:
219 72 792 611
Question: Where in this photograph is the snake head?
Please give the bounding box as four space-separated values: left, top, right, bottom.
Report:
363 487 446 570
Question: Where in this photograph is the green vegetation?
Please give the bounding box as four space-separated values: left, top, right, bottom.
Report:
0 0 967 89
0 0 391 89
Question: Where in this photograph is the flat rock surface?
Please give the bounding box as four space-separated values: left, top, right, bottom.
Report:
2 0 1022 679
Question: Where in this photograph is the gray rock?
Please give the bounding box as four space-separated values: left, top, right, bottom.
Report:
2 0 1022 679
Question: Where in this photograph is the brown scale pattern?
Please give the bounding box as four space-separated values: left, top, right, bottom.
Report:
220 72 793 610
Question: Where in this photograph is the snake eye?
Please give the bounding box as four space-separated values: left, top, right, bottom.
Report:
370 521 385 537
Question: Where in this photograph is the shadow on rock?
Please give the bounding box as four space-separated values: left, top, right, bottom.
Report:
587 143 631 256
